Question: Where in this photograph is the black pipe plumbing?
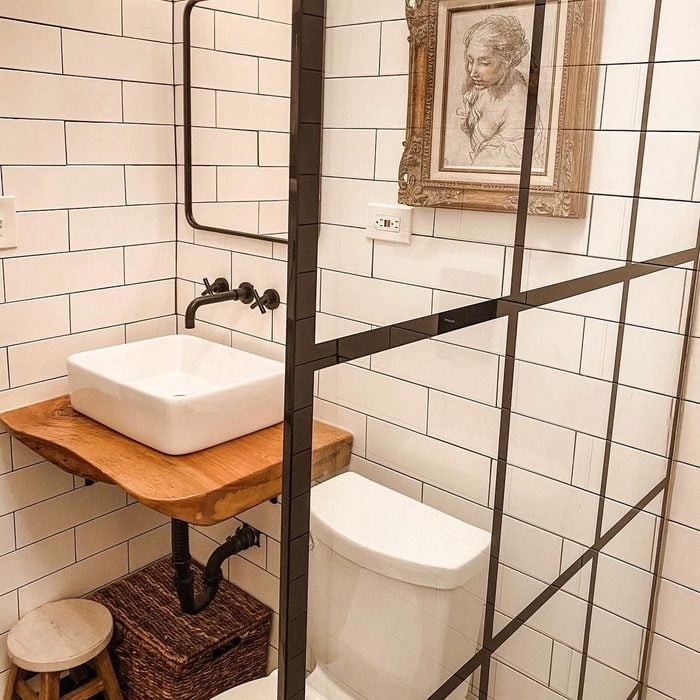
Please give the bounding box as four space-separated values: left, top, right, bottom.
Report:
171 518 260 614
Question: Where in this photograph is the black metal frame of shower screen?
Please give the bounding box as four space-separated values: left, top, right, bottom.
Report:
277 1 699 698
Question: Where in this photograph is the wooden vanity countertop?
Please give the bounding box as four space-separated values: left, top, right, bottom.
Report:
0 396 353 526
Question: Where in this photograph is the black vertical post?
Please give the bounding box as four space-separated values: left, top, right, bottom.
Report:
278 1 326 698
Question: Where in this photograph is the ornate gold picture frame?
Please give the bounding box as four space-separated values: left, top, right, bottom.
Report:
399 0 602 218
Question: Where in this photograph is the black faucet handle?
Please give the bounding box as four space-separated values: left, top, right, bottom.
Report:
251 287 267 315
201 277 230 296
251 288 281 314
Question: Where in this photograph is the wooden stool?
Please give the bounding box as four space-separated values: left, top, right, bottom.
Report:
4 599 123 700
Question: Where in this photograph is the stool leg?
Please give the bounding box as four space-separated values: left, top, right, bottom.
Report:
2 664 18 700
38 672 60 700
94 650 123 700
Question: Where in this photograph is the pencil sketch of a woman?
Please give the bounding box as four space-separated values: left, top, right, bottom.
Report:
456 14 545 170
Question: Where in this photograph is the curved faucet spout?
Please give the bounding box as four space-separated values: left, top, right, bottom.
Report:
184 281 254 328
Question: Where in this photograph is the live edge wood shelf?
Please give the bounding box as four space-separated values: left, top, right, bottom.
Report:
0 396 353 526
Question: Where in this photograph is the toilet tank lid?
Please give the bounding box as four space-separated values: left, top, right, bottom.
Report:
310 472 491 590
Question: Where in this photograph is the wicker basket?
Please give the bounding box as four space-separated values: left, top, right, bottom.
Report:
88 558 272 700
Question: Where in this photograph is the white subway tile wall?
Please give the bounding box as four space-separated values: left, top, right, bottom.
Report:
0 0 698 698
0 2 179 692
309 0 700 698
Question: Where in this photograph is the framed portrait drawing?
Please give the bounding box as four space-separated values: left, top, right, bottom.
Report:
399 0 602 218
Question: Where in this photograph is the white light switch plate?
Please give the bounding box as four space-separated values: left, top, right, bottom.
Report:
0 197 17 249
366 203 412 244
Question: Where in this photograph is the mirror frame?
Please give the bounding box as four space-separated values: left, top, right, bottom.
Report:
182 0 289 244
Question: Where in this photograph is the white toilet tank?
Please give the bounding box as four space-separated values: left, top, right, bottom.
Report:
307 472 491 700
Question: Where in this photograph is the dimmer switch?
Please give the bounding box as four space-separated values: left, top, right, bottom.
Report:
0 197 17 249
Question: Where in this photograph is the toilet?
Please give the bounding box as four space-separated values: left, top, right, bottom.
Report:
215 472 491 699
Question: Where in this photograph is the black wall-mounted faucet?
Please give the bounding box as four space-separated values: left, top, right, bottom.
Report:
184 278 281 328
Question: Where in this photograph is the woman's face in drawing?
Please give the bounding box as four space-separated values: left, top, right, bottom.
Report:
466 41 510 89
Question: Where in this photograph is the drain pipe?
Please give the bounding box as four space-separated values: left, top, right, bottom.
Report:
171 519 260 614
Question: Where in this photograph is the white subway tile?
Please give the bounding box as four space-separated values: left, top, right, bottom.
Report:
619 326 684 396
0 19 62 73
228 555 279 613
191 128 257 166
371 339 499 405
325 25 380 78
508 413 575 484
3 166 125 211
594 554 653 626
516 308 584 373
190 47 257 92
231 253 287 303
259 58 291 97
323 76 407 129
0 0 122 34
422 484 492 532
0 119 65 166
654 579 700 653
670 462 700 532
322 129 376 179
318 364 428 433
75 503 168 560
4 249 124 302
662 521 700 593
367 418 490 505
217 167 289 202
493 615 553 687
374 236 504 298
505 467 598 546
125 242 176 284
599 0 656 64
259 0 291 23
641 132 698 201
67 123 174 166
0 531 74 597
177 241 231 283
589 131 640 198
657 1 700 61
18 545 128 616
648 634 700 700
63 30 173 84
10 438 42 470
588 607 644 678
14 483 126 548
217 93 289 132
513 361 612 438
320 270 432 327
613 385 673 457
380 20 409 75
600 64 647 131
123 82 175 125
70 280 175 332
128 525 170 572
318 225 373 276
427 390 500 459
580 318 619 381
0 379 68 414
326 1 404 27
321 176 397 228
126 316 177 343
374 130 405 181
0 462 73 516
0 435 10 475
7 327 124 388
0 297 70 347
633 200 700 263
0 71 122 122
0 592 18 635
125 166 177 205
259 132 289 168
1 211 68 260
500 516 562 583
582 659 638 700
123 0 172 42
648 62 700 132
216 14 291 61
70 205 175 249
0 515 13 557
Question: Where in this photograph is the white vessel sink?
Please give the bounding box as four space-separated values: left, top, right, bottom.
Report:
67 335 285 455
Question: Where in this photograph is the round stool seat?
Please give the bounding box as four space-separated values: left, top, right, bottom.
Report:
7 599 113 673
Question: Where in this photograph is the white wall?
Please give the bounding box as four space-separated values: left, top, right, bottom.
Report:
0 1 177 692
313 0 700 698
